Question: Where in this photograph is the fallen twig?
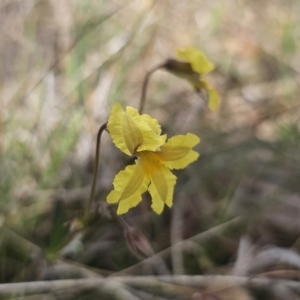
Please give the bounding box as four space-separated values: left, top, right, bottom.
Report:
1 275 300 297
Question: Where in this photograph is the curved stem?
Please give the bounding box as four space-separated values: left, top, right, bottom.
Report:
138 63 166 114
86 122 108 219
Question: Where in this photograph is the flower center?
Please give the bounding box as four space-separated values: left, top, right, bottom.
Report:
138 151 161 177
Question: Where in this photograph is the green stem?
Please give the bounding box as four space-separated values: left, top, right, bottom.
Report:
86 122 107 219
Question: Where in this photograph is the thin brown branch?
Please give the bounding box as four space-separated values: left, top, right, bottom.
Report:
1 275 300 297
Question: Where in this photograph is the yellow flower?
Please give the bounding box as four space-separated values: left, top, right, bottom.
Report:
107 103 200 215
164 47 220 111
177 47 220 111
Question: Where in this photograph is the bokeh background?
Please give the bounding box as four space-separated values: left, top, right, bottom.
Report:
1 0 300 299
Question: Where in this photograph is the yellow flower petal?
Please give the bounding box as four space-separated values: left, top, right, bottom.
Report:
177 47 214 74
201 80 220 111
148 166 177 214
126 106 166 153
107 162 149 214
107 103 140 155
108 103 165 155
155 133 200 169
140 113 162 135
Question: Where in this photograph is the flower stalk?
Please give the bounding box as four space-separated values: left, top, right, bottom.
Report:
139 63 167 114
85 122 107 220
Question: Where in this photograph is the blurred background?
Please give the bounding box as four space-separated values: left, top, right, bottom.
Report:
1 0 300 299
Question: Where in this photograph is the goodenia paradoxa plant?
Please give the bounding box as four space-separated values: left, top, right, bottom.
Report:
86 48 216 218
106 103 200 215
